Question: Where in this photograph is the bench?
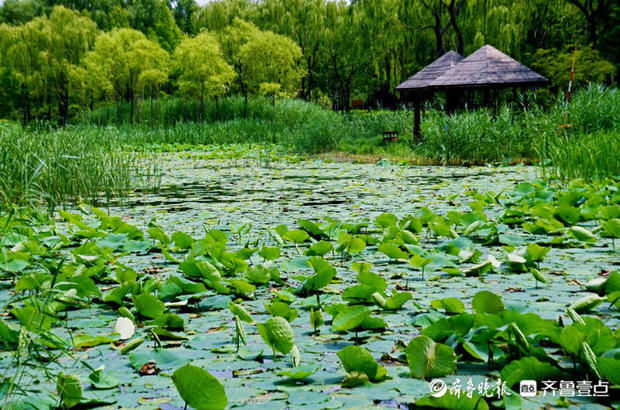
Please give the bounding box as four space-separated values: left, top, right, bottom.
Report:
382 131 398 143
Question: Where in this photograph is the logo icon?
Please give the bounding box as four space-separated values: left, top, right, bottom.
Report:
520 380 537 397
429 379 447 397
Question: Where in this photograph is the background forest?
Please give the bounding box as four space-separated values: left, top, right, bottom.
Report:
0 0 617 125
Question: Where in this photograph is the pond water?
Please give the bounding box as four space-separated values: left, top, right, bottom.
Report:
2 152 616 409
122 154 537 233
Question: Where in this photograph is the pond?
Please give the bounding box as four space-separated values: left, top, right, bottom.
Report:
1 151 617 409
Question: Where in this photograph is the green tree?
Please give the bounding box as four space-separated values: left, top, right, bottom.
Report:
192 0 257 33
172 31 235 118
566 0 612 47
238 29 304 97
0 0 43 25
413 0 466 58
171 0 199 34
318 2 367 111
84 28 169 124
129 0 182 52
531 45 616 89
42 6 98 125
255 0 326 100
355 0 407 106
0 19 48 123
221 19 303 115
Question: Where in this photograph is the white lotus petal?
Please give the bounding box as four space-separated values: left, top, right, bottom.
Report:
488 255 501 268
114 317 135 340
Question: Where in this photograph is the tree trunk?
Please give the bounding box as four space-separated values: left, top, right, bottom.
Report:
344 82 351 113
448 0 465 55
58 80 70 126
46 87 52 121
130 89 135 125
433 13 445 58
307 70 314 100
200 94 204 122
25 91 30 125
137 96 142 124
116 99 122 127
588 16 597 47
215 96 220 121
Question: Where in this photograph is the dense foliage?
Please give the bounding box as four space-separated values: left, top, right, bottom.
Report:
0 0 617 124
0 170 618 407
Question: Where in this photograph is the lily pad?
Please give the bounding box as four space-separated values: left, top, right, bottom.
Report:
172 364 227 410
277 364 319 380
337 345 390 382
405 335 457 379
257 317 295 357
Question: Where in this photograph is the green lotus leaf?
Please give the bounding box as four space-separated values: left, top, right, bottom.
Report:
172 364 227 410
337 345 389 382
406 335 457 379
331 305 371 332
472 291 505 314
257 316 295 356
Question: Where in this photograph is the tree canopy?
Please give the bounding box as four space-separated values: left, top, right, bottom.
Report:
172 31 235 113
84 28 170 123
0 0 617 123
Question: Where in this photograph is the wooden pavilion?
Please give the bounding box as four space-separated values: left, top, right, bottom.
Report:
396 45 548 142
396 51 464 139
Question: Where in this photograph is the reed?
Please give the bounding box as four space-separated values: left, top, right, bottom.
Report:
0 121 152 209
537 130 620 181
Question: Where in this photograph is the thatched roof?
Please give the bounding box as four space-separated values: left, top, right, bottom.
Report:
429 45 548 89
395 51 464 91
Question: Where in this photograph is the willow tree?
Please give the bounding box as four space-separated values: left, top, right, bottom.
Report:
0 19 47 123
566 0 612 47
238 30 304 96
354 0 408 106
255 0 326 100
43 6 98 125
221 19 303 115
319 2 367 112
84 28 169 124
413 0 466 58
172 31 235 119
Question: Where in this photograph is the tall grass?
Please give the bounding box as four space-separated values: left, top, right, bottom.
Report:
419 107 538 163
534 86 620 180
83 95 279 126
418 85 619 172
537 130 620 181
80 97 418 154
80 87 618 163
0 121 153 209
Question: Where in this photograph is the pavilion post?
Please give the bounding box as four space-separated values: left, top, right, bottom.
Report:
446 89 458 113
413 94 421 143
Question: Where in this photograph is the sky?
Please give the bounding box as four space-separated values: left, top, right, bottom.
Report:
0 0 340 9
